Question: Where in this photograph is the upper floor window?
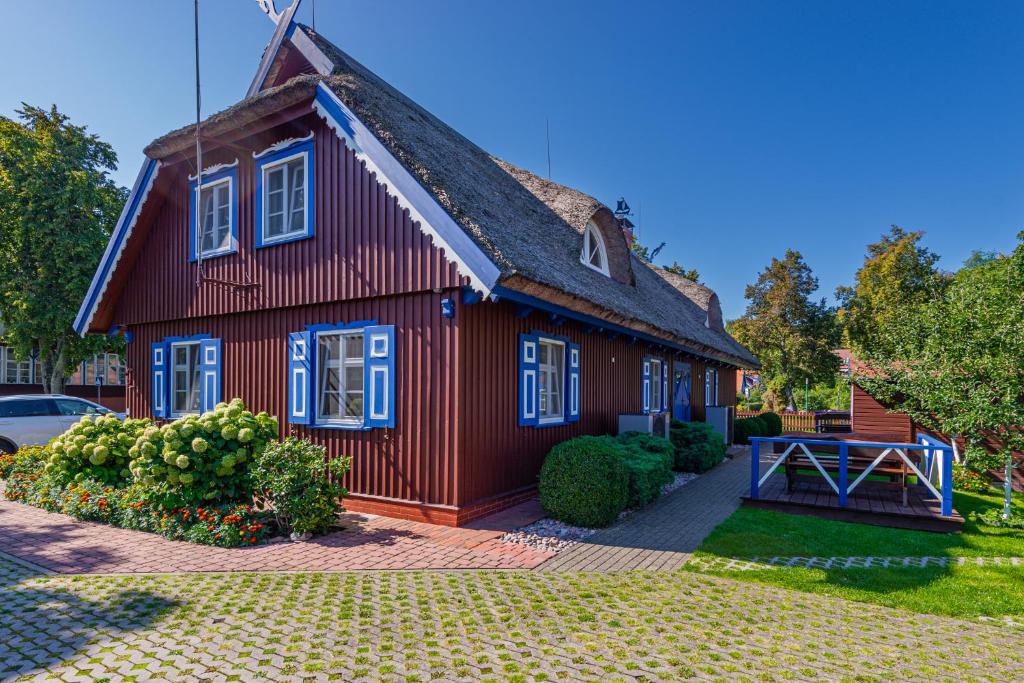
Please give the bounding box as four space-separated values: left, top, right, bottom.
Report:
581 222 610 276
189 164 238 261
255 136 316 248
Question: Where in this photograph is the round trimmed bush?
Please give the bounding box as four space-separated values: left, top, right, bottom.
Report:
538 435 628 527
734 416 769 445
759 411 783 437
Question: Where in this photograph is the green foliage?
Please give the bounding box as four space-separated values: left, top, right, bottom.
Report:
734 417 768 445
0 445 47 479
0 104 127 391
758 412 783 437
836 226 945 356
128 399 278 507
860 233 1024 519
538 436 629 528
952 463 991 493
663 261 701 283
251 438 349 536
728 250 840 411
119 487 270 547
45 415 152 487
616 432 674 508
973 508 1024 529
670 420 726 472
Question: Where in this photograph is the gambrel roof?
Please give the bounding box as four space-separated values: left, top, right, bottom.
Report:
76 21 757 369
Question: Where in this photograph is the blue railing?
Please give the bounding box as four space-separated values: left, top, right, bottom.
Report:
749 436 954 517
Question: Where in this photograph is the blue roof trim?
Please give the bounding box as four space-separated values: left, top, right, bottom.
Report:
312 84 500 295
492 285 740 366
74 158 161 336
246 2 304 98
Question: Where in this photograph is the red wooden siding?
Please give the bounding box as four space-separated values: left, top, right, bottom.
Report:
457 300 733 506
113 114 461 327
125 291 462 507
850 383 913 441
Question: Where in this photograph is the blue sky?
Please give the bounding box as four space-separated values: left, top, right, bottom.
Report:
2 1 1021 318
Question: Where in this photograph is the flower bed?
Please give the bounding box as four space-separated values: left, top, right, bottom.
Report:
1 400 346 548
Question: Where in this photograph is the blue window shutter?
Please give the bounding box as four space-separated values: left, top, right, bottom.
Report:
662 360 670 412
566 342 581 422
364 325 395 428
198 338 222 414
642 357 651 414
288 331 313 425
151 341 168 418
518 333 540 427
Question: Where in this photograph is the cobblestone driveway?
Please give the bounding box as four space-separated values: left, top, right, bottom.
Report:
2 555 1022 682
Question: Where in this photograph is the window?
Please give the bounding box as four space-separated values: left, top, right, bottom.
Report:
537 339 565 424
650 359 664 413
74 354 125 386
2 347 32 384
581 222 610 276
151 336 221 419
170 342 201 417
316 330 364 425
55 398 110 416
642 355 668 414
255 137 315 247
288 323 395 429
0 398 57 418
705 367 719 406
517 333 580 427
189 165 238 261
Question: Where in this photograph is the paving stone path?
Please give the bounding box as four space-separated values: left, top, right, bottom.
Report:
538 447 752 572
0 498 553 574
687 555 1024 572
2 554 1022 682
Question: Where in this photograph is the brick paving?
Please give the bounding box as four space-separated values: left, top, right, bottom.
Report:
539 447 752 572
2 554 1022 682
0 498 553 574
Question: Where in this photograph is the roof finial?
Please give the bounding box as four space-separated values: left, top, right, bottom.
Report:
255 0 286 24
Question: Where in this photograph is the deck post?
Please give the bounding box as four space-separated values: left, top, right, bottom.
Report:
838 443 848 508
941 446 954 517
750 439 760 499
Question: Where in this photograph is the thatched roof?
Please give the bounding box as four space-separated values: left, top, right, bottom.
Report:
143 24 757 368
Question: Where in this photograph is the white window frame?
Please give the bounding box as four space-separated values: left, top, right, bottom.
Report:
169 341 202 418
196 176 234 258
2 347 32 385
260 150 310 246
580 222 610 276
537 337 566 425
315 328 365 427
650 358 664 412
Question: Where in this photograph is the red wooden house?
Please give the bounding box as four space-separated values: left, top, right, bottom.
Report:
74 16 757 525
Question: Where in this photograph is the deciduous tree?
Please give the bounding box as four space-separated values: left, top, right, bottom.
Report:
0 105 126 392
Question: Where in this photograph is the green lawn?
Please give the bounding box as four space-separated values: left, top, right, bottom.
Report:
688 489 1024 619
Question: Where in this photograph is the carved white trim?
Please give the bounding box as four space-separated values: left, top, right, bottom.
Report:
252 132 314 159
187 159 239 181
255 0 285 24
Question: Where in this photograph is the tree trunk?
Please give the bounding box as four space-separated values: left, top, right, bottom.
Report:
1004 452 1013 521
40 342 66 394
951 435 962 465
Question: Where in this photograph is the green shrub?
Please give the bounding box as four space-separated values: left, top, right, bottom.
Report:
538 435 628 527
45 415 152 487
734 416 769 445
670 420 727 472
1 447 49 503
0 445 47 479
616 433 674 508
953 463 991 493
759 411 783 437
128 398 278 507
251 438 350 536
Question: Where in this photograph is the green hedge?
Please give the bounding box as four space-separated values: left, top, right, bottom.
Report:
670 420 727 472
538 435 629 527
734 416 769 445
617 432 674 509
759 412 783 437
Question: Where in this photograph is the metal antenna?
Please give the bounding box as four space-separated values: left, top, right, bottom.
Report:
194 0 204 285
311 0 316 30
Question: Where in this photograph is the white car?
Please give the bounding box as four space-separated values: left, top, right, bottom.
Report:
0 394 125 453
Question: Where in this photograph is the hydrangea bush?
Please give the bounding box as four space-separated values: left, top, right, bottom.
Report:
45 415 152 486
128 399 278 507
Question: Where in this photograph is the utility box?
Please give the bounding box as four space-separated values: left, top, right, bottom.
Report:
705 406 734 444
618 412 670 439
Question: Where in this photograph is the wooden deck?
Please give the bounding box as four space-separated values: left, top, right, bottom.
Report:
743 473 964 533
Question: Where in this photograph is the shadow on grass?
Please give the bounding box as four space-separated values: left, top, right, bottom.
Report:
0 556 179 680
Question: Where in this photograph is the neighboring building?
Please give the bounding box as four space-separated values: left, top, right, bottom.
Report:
73 17 757 525
0 344 127 412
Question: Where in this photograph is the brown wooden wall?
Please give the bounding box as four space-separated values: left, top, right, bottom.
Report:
850 383 913 441
124 291 462 507
457 300 734 505
113 114 461 327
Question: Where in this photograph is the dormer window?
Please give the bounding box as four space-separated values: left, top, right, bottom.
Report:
581 222 609 276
